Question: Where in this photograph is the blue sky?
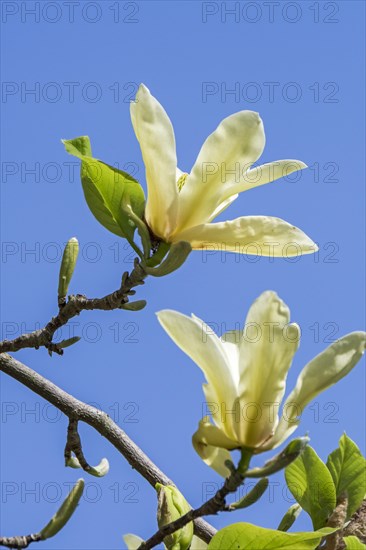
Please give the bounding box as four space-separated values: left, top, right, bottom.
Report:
1 1 365 548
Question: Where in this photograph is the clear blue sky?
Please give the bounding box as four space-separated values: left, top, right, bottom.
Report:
1 1 365 548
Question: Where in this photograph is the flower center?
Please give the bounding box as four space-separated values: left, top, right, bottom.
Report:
176 172 189 192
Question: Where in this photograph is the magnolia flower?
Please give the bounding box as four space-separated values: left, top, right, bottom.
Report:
157 292 366 477
131 84 317 257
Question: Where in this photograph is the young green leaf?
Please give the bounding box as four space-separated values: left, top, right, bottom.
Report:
62 137 145 241
245 437 309 478
123 533 145 550
207 523 335 550
39 479 84 539
326 434 366 519
58 336 81 349
63 135 92 158
145 241 171 267
344 536 366 549
277 503 302 532
230 479 269 510
285 445 336 530
66 456 109 477
191 535 208 549
144 241 191 277
120 300 147 311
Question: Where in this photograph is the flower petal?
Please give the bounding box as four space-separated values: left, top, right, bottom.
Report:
130 84 178 239
263 332 366 451
157 310 238 426
192 418 236 477
175 111 265 232
206 194 239 222
174 216 318 257
229 160 307 195
233 292 300 448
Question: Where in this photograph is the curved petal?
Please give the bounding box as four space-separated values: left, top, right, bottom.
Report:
229 160 307 195
157 310 238 420
174 216 318 257
175 111 265 232
233 292 300 448
221 330 241 380
263 332 366 451
130 84 178 239
192 418 236 478
202 383 236 439
207 193 238 222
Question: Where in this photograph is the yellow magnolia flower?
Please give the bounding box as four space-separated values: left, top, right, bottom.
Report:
131 84 317 257
157 292 366 477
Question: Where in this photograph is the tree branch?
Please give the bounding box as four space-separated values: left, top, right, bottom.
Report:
0 353 216 545
0 259 146 354
64 417 91 472
0 535 41 549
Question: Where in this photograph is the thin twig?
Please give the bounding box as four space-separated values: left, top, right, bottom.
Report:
0 259 146 354
64 418 91 471
0 354 216 545
0 534 41 549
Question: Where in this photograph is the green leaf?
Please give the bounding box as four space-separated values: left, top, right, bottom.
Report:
207 523 335 550
58 336 81 349
230 479 269 510
120 300 147 311
326 434 366 519
66 457 110 477
62 137 145 241
123 534 145 550
344 536 366 549
191 535 208 549
40 479 84 539
277 503 302 532
144 241 191 277
245 437 309 478
145 241 170 267
285 445 336 530
63 135 92 158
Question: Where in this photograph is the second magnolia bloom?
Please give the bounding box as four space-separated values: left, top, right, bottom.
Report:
131 84 317 257
157 292 366 477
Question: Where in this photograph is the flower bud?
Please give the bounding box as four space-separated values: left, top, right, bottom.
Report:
58 237 79 304
277 503 302 532
155 484 193 550
40 479 84 540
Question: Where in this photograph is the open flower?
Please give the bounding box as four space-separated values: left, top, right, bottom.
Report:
157 292 366 476
131 84 317 257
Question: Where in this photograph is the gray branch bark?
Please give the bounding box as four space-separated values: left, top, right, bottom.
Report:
0 259 146 355
0 353 216 545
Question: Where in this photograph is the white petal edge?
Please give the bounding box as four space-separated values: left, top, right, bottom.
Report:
174 111 265 232
130 84 178 239
261 331 366 451
192 418 234 478
157 310 238 433
229 159 307 195
174 216 318 257
234 291 300 448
